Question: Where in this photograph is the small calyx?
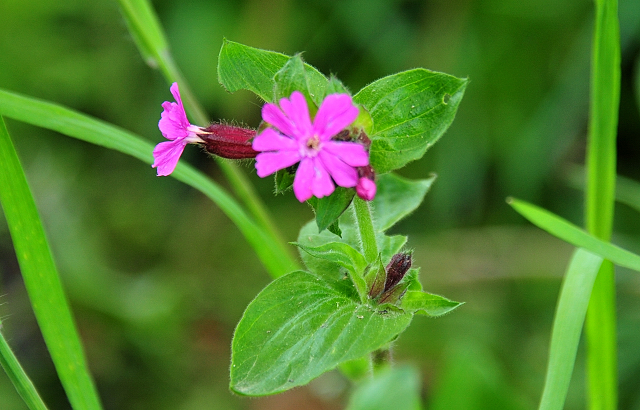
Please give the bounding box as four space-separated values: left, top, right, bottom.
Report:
366 252 413 306
198 123 258 159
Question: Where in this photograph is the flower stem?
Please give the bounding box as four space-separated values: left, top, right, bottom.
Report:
115 0 300 276
371 348 392 374
353 197 378 263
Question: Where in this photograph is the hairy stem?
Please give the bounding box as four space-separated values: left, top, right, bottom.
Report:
353 197 379 263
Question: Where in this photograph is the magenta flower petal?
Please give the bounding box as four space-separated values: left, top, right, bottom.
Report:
153 82 205 176
279 91 313 137
313 94 359 140
318 150 359 187
262 103 297 137
158 83 193 141
252 128 298 151
253 90 369 202
255 150 301 177
323 141 370 167
293 158 335 202
152 139 187 176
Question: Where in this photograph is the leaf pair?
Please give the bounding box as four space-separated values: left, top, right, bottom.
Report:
230 172 463 396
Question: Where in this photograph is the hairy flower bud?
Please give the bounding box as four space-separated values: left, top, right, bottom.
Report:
199 123 258 159
384 252 412 292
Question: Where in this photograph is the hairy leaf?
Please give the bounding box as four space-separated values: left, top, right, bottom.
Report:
373 173 436 231
354 69 467 173
230 271 412 395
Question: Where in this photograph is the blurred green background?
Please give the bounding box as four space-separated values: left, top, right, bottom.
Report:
1 0 640 409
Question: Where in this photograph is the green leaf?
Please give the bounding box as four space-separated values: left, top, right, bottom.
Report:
346 365 422 410
353 69 468 173
0 325 50 410
274 168 295 194
273 55 328 107
218 40 327 103
508 198 640 272
294 242 368 275
309 187 356 233
274 55 310 102
325 76 350 97
538 249 603 410
294 241 369 301
230 271 412 396
372 173 436 231
400 291 463 317
0 87 297 279
0 118 102 410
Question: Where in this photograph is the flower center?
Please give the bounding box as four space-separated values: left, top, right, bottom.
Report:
306 135 320 150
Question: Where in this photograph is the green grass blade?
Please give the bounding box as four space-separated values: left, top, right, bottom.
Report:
0 324 50 410
538 249 603 410
507 198 640 271
585 0 620 406
0 117 102 410
115 0 297 268
564 166 640 214
0 88 294 278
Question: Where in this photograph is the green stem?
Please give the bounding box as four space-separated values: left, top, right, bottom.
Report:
353 197 378 262
371 349 392 374
116 0 299 273
159 52 297 272
585 0 620 408
0 327 50 410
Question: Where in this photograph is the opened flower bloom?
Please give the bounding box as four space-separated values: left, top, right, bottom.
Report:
253 91 370 202
153 83 205 176
153 82 258 176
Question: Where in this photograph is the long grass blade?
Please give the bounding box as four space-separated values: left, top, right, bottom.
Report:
0 323 50 410
0 88 294 278
0 117 102 410
538 249 603 410
508 198 640 271
115 0 296 267
584 0 620 406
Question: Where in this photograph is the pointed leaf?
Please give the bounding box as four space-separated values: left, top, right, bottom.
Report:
373 173 436 231
400 290 463 317
274 168 295 194
218 40 327 103
353 69 468 173
273 55 328 107
294 241 369 301
294 242 368 275
309 187 356 233
230 271 412 396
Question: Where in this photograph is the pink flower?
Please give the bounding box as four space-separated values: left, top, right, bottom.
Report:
355 164 377 201
253 91 369 202
356 177 376 201
153 82 204 176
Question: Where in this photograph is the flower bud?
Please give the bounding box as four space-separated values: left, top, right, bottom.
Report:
198 123 258 159
384 252 412 292
356 165 376 201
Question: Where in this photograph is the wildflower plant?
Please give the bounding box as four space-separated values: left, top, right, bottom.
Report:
157 40 470 396
0 0 635 408
151 40 469 395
